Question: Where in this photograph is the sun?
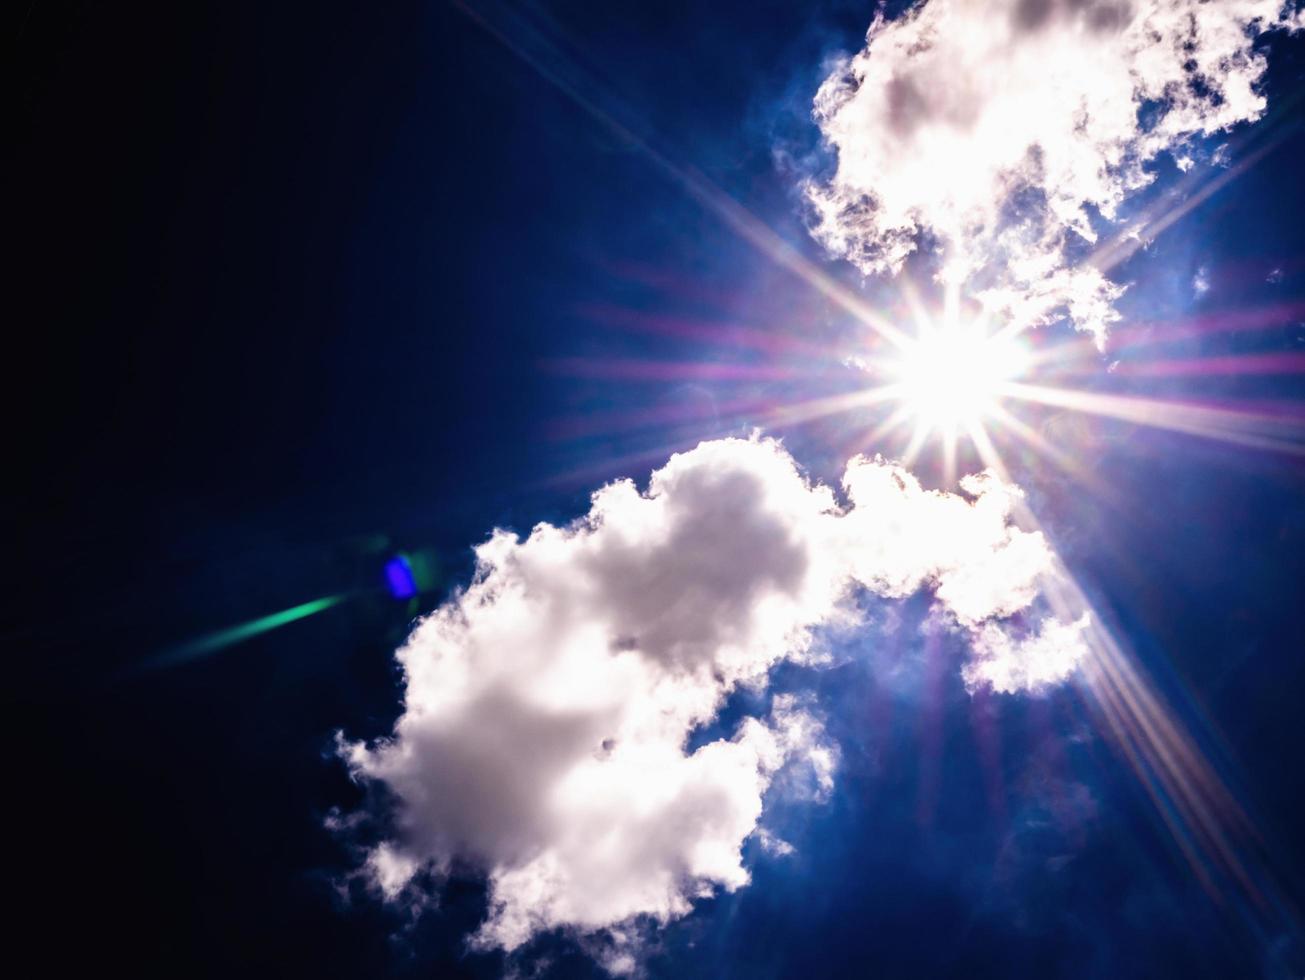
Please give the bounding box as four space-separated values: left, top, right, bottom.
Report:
889 320 1029 435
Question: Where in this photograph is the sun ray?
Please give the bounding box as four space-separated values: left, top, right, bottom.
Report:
1013 300 1305 380
449 0 912 351
760 384 907 429
897 275 939 339
1001 381 1305 455
964 417 1009 482
856 404 916 458
1086 119 1297 279
900 420 932 468
940 424 958 488
985 404 1118 501
1095 351 1305 379
949 429 1305 947
541 355 832 383
578 303 837 361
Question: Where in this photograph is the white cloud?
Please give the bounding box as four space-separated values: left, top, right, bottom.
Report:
755 828 797 858
340 437 1085 961
963 614 1092 695
839 466 1053 624
807 0 1300 344
366 843 420 901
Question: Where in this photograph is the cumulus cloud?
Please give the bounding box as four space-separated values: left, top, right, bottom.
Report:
340 437 1085 960
807 0 1301 344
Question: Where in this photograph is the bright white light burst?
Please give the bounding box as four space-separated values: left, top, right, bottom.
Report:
891 323 1029 434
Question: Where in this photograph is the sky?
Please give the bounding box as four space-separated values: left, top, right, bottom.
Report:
11 1 1305 977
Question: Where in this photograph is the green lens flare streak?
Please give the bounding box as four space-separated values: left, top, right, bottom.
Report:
148 594 347 669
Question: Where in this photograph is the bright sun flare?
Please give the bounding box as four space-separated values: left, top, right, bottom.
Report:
890 323 1029 434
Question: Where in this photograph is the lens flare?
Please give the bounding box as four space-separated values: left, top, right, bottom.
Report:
890 321 1030 434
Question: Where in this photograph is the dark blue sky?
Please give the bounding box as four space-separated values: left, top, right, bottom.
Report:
12 2 1305 977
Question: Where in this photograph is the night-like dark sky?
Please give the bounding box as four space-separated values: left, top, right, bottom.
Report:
13 2 1305 977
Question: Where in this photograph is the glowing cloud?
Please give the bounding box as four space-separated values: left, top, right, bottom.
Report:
341 438 1085 959
807 0 1301 344
963 614 1092 695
